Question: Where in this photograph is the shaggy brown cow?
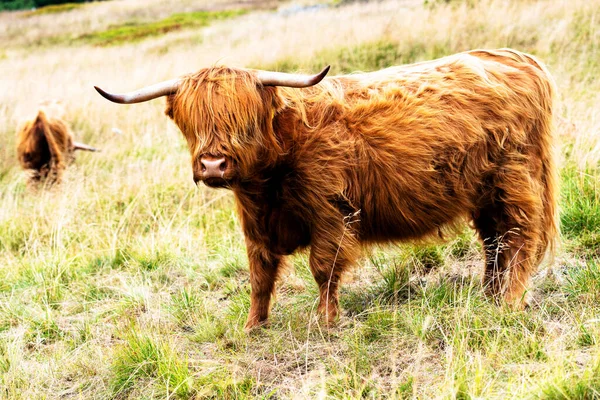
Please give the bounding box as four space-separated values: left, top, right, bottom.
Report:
95 48 558 330
17 109 98 186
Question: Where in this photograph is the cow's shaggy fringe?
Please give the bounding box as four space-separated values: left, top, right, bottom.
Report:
16 109 73 186
166 48 558 329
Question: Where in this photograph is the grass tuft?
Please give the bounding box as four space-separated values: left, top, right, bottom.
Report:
537 359 600 399
194 369 257 399
564 260 600 304
26 308 64 346
561 166 600 240
371 254 415 303
111 331 193 398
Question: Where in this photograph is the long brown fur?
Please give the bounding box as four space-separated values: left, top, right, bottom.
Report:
165 48 559 329
16 109 96 186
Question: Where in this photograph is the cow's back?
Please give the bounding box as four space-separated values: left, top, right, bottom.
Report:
325 49 555 243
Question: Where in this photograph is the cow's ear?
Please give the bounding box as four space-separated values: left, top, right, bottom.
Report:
259 86 287 153
259 86 285 116
271 88 286 115
164 94 175 119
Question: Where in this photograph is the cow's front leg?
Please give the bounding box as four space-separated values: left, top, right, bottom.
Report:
245 240 284 331
309 217 360 326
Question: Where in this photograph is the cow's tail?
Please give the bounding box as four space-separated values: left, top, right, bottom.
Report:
539 113 559 264
526 53 560 263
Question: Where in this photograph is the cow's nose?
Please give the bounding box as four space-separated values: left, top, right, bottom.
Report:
200 156 228 179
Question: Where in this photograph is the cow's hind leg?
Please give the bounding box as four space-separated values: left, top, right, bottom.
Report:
474 170 543 308
245 241 285 331
476 214 535 307
474 207 505 298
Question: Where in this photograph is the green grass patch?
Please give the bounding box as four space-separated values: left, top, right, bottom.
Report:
0 0 34 11
561 165 600 256
561 166 600 237
111 332 193 398
194 369 257 399
79 9 247 46
256 38 453 74
192 312 228 343
0 341 9 374
258 39 403 74
26 308 64 346
448 229 480 259
22 2 85 16
564 260 600 304
569 231 600 257
537 359 600 399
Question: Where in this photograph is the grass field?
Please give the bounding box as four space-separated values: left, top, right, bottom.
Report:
0 0 599 398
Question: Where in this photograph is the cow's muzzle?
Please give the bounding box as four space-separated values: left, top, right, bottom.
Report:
194 155 233 187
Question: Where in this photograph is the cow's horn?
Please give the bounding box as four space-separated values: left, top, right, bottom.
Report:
73 142 99 152
94 79 181 104
256 66 330 88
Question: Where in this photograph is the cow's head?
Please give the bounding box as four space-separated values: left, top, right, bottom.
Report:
95 66 329 188
17 112 65 173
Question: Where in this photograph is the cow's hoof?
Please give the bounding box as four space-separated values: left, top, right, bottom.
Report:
244 318 269 333
317 306 339 328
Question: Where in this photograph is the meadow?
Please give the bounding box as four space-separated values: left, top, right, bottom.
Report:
0 0 599 398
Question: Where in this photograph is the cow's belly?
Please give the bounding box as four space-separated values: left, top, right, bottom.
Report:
357 180 471 243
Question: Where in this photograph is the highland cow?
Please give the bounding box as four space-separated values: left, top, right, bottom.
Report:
95 48 558 330
17 108 98 186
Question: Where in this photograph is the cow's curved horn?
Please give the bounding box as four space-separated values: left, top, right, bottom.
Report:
73 142 99 152
256 65 330 88
94 79 181 104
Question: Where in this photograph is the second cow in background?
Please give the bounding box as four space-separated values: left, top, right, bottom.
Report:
17 105 98 186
